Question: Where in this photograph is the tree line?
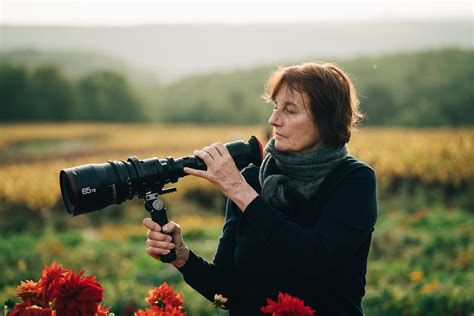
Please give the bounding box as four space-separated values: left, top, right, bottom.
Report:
0 64 145 122
1 48 473 126
153 48 473 126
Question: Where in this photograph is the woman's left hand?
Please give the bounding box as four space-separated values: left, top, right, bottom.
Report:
183 142 258 211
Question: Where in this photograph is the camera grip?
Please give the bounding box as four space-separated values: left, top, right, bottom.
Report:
148 205 177 263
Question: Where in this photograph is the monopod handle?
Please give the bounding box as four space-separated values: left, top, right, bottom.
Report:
145 200 177 263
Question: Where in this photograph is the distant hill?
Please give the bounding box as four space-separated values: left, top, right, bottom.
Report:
0 46 472 126
152 48 474 126
1 19 472 82
0 49 156 85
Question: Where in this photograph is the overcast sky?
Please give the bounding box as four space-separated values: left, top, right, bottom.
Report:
1 0 472 26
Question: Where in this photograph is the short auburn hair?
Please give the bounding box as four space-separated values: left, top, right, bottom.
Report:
263 62 362 147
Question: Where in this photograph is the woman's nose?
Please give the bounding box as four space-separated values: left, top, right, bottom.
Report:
268 109 282 126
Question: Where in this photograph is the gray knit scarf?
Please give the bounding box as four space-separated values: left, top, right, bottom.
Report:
259 138 348 210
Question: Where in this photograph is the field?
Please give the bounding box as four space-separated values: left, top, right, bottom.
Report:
0 123 473 315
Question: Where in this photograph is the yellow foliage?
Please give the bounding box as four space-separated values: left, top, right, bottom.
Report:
421 280 440 294
0 124 472 212
349 128 474 188
409 271 424 283
174 214 224 231
95 214 224 241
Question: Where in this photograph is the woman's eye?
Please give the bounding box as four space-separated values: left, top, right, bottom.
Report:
271 103 296 114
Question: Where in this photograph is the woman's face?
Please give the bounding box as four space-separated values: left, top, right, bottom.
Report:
268 83 320 153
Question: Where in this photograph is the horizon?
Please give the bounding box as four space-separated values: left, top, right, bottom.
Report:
2 0 472 27
1 16 472 28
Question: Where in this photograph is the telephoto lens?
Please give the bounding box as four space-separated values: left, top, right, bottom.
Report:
60 136 263 216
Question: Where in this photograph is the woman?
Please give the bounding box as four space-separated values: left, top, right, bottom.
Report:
143 62 378 315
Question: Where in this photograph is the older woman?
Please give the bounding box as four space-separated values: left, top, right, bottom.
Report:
143 62 378 316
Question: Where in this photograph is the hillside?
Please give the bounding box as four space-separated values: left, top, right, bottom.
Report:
1 19 471 82
0 49 156 85
152 48 474 126
1 48 472 126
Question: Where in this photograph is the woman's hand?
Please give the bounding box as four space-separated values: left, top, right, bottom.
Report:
143 218 189 268
183 142 258 211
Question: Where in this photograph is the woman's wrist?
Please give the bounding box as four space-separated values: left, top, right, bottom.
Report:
172 244 190 268
228 181 259 212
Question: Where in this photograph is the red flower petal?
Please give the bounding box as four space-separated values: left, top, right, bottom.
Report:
36 262 71 307
16 280 42 306
145 282 183 312
8 302 53 316
260 292 315 316
52 270 103 316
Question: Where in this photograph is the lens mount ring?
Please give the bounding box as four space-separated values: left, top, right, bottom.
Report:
127 156 147 196
166 157 179 183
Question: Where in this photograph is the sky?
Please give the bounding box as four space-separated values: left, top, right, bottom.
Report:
0 0 472 26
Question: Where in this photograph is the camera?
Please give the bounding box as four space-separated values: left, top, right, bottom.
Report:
60 136 263 216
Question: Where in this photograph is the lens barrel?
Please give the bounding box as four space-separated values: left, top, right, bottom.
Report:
60 136 263 216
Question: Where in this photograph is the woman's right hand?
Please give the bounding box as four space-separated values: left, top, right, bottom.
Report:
143 218 190 268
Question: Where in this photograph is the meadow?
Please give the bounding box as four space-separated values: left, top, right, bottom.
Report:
0 123 473 315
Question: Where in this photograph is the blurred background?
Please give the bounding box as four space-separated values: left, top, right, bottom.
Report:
0 0 473 314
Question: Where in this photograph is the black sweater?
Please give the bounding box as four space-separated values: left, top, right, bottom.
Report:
178 156 378 315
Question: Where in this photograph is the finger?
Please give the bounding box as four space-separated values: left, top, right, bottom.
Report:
143 218 161 232
207 147 222 163
146 239 175 250
194 149 214 165
147 246 171 257
183 167 210 179
215 142 231 159
163 221 181 234
202 146 213 158
147 229 172 242
209 143 224 157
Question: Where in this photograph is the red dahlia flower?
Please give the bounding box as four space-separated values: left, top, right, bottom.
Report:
96 303 111 316
145 282 183 311
134 305 186 316
16 280 42 306
36 262 71 307
260 292 315 316
8 302 53 316
51 270 103 316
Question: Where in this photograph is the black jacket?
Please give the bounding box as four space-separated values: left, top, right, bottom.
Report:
178 156 378 315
